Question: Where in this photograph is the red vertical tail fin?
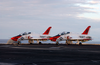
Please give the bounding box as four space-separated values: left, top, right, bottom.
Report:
82 26 91 35
43 26 52 35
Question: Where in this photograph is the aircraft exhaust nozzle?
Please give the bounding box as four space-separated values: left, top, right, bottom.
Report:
7 39 16 44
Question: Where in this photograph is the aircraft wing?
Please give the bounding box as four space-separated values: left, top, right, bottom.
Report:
19 33 50 41
67 38 92 42
28 38 49 41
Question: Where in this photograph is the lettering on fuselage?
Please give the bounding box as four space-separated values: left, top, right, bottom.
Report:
79 36 85 38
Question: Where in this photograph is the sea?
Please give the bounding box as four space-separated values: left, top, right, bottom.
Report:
0 39 100 44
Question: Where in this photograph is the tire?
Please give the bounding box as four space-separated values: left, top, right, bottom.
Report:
66 43 70 45
17 41 21 45
30 43 33 44
56 42 59 45
39 42 42 45
79 42 82 45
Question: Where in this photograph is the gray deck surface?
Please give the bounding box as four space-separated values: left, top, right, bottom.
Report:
0 44 100 65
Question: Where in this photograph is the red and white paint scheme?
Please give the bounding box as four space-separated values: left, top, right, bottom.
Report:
50 26 92 45
7 27 52 44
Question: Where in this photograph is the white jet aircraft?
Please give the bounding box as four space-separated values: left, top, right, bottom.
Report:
7 27 52 44
49 26 92 45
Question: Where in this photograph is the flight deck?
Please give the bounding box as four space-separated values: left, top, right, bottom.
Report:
0 44 100 65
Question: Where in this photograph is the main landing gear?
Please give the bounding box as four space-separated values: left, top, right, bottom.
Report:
79 42 82 45
39 42 42 45
66 40 73 45
28 40 42 45
65 40 82 45
56 41 59 45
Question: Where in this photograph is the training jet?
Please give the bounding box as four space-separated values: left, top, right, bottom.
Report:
7 27 52 44
49 26 92 45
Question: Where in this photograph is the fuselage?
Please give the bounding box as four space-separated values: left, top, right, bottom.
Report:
50 26 92 44
57 32 92 42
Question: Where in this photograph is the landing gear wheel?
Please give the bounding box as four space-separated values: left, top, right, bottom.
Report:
56 42 59 45
79 42 82 45
30 43 33 45
66 43 70 45
39 42 42 45
17 41 21 45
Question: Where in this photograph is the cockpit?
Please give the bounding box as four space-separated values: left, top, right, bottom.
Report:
18 32 31 36
22 32 28 35
28 32 31 34
59 32 70 35
55 32 70 36
14 32 32 37
22 32 31 35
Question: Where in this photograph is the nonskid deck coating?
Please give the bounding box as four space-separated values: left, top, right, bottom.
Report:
0 44 100 65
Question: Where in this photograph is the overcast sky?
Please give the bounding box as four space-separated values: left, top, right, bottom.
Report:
0 0 100 41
